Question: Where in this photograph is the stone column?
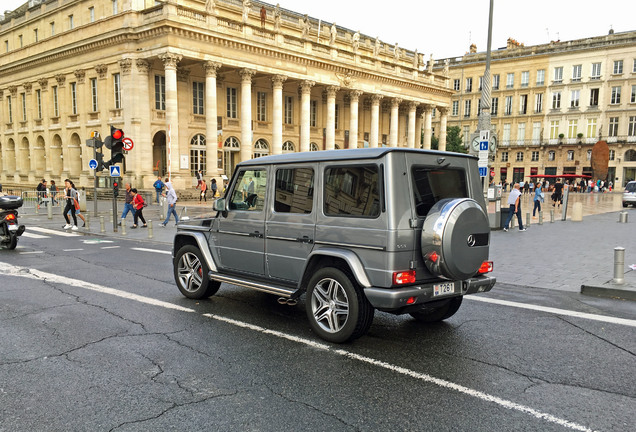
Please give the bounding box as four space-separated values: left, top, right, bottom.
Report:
349 90 362 149
54 75 69 176
132 59 153 183
423 105 433 150
299 80 315 153
325 86 339 150
439 108 448 152
415 106 423 149
160 53 182 179
407 101 417 149
271 75 286 155
370 94 383 148
239 69 255 162
390 98 402 147
204 61 222 179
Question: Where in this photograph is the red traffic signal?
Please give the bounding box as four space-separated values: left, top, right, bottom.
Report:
112 128 123 140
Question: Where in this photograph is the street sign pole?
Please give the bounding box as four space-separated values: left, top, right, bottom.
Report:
93 145 99 217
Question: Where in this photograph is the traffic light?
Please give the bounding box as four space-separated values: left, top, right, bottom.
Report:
104 126 125 166
113 180 119 197
95 151 106 172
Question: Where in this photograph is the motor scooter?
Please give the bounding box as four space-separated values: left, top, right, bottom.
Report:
0 195 26 250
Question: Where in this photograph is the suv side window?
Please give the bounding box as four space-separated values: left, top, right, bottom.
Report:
229 168 267 211
274 167 314 213
412 167 468 217
324 165 381 217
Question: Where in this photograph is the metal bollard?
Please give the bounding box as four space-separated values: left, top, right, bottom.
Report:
47 203 53 220
619 211 628 223
526 212 531 227
35 202 39 214
550 209 554 223
100 216 105 233
148 220 153 239
85 214 90 230
613 247 625 284
121 218 127 236
538 211 543 225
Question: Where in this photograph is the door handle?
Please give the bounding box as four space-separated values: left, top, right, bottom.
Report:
296 236 313 244
249 231 263 238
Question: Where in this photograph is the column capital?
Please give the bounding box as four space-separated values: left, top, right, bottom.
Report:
299 80 315 94
160 53 182 69
370 94 383 105
239 68 256 83
118 58 132 74
423 104 435 112
349 90 363 102
23 82 32 94
73 69 86 84
204 61 222 77
272 74 287 89
408 101 418 111
37 78 48 91
391 97 403 108
54 74 66 88
95 64 108 80
437 106 448 116
326 85 340 98
136 59 151 74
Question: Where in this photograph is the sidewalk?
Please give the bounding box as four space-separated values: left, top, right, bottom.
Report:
16 196 636 300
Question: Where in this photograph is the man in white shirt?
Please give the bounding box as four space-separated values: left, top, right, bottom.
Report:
503 183 526 232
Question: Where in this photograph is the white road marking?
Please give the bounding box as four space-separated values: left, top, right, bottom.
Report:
466 296 636 327
100 246 120 249
131 247 171 255
26 226 79 237
21 232 50 239
0 261 598 432
63 249 84 252
18 251 44 254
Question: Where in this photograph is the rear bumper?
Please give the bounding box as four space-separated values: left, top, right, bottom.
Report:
363 275 496 310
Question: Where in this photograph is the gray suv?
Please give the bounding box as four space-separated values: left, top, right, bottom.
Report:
172 148 495 342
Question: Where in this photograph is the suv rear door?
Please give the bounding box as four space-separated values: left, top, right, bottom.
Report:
216 167 268 277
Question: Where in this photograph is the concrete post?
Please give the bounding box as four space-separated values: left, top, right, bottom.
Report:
619 211 628 223
47 202 53 220
85 214 90 230
550 209 554 223
148 220 153 239
572 202 583 221
613 247 625 284
526 212 530 227
538 211 543 225
121 218 127 236
100 216 105 233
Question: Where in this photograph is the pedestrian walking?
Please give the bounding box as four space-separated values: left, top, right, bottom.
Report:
523 181 530 195
195 170 203 189
532 181 543 218
153 176 164 204
130 188 147 229
119 183 135 224
62 179 78 231
552 178 564 208
210 178 218 199
161 180 179 226
66 180 86 227
36 179 48 208
50 180 58 205
529 181 534 195
200 179 207 203
503 183 525 232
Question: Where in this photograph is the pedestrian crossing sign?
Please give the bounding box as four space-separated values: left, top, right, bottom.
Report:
110 166 121 177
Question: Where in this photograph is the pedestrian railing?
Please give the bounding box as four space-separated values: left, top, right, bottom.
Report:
19 190 61 214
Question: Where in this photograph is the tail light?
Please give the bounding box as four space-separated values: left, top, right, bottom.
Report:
4 214 16 222
478 261 494 274
393 270 416 285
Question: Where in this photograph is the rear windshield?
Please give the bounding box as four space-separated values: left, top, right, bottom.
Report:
412 167 468 217
626 182 636 193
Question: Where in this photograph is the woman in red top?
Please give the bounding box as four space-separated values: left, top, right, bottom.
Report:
131 188 147 228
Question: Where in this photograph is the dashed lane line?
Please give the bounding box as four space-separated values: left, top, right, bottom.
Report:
131 247 171 255
0 261 598 432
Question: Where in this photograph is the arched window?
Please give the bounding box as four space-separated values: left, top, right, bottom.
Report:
224 136 240 149
222 136 241 177
625 149 636 162
254 139 269 158
190 133 206 176
282 141 295 153
310 142 319 152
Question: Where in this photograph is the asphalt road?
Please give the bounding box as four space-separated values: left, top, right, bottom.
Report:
1 230 634 431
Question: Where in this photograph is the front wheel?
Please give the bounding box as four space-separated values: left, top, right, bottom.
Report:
305 267 374 343
409 296 463 323
174 245 220 299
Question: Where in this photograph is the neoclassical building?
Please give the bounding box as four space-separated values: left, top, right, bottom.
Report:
434 31 636 186
0 0 452 189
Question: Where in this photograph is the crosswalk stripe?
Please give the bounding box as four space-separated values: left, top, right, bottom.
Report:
26 226 79 237
21 232 50 239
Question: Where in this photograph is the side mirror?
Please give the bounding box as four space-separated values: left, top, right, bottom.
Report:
213 198 226 212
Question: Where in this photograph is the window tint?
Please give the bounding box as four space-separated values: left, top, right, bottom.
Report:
412 168 468 217
274 167 314 213
324 165 381 217
229 169 267 211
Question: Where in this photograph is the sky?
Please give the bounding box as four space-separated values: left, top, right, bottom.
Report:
2 0 634 59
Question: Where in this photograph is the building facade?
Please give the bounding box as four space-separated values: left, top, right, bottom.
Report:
435 32 636 187
0 0 452 190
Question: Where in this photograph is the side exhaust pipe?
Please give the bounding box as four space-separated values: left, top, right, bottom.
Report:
278 297 297 306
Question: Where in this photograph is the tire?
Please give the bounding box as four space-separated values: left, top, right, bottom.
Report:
8 235 17 250
623 202 628 208
174 245 220 299
409 296 463 323
305 267 374 343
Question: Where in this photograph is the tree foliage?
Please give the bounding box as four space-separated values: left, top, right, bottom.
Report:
430 126 467 154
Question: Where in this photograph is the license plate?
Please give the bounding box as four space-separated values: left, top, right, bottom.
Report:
8 224 18 231
433 282 455 296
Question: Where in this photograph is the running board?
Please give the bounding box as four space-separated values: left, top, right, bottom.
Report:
209 272 297 298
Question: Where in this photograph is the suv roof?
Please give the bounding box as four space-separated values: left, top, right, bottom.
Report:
239 148 476 166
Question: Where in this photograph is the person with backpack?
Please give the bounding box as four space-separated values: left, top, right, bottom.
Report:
152 176 164 204
199 179 207 203
210 178 218 199
62 179 78 231
130 188 147 229
66 180 86 227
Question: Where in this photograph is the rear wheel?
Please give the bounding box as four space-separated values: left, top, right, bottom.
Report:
306 267 374 343
174 245 220 299
409 296 463 323
623 202 628 208
7 235 18 250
